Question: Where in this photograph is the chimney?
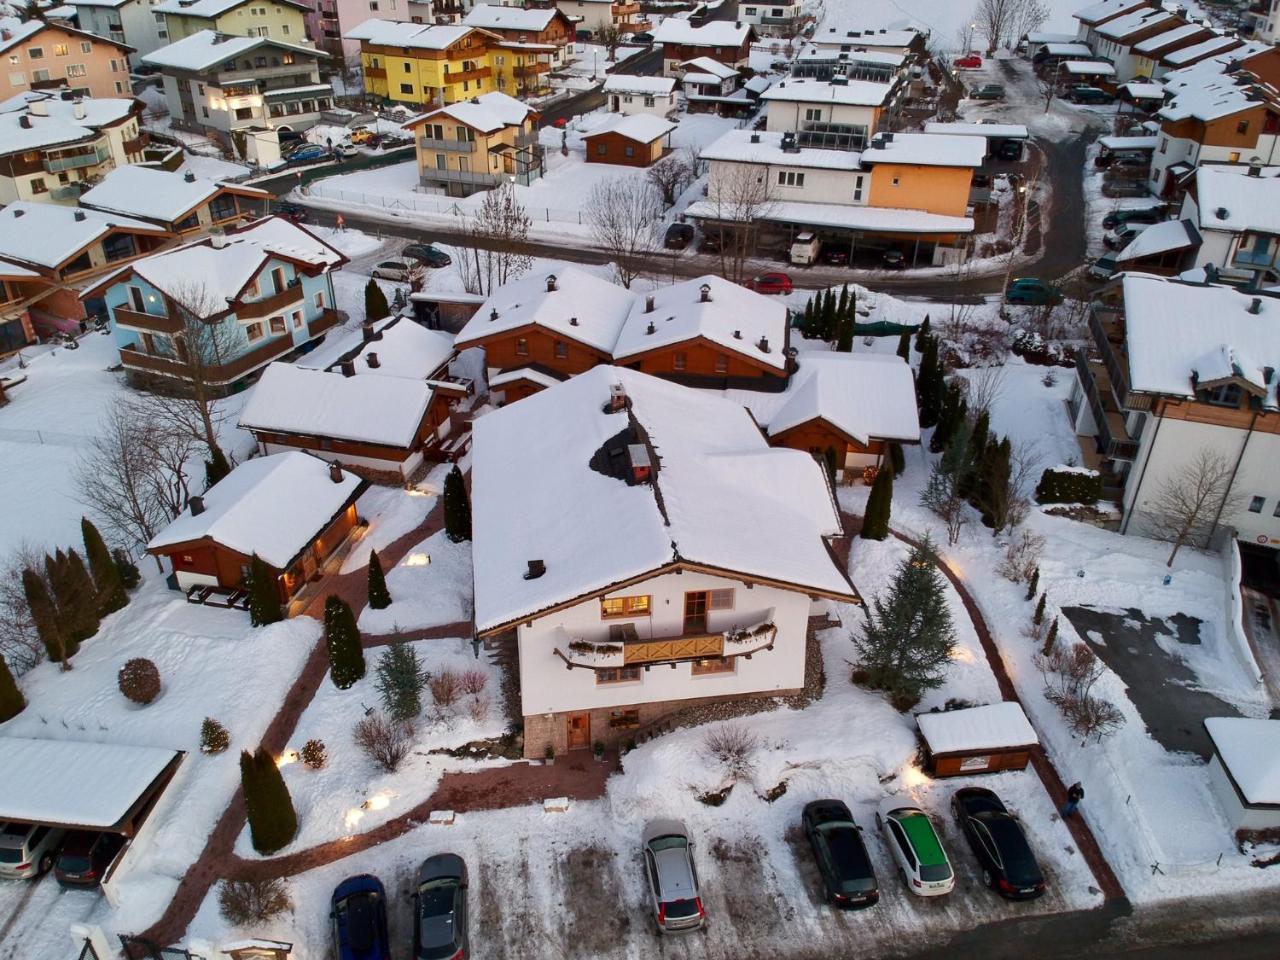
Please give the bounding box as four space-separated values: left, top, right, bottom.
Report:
644 294 655 313
489 307 499 321
1249 297 1263 314
0 29 10 41
329 461 344 483
28 98 48 117
366 351 380 368
569 316 579 326
609 382 627 412
523 559 546 580
1249 159 1263 177
189 495 205 515
545 273 557 292
758 336 770 352
210 233 228 248
73 98 85 120
361 320 374 341
184 170 197 182
750 132 760 143
699 282 711 302
12 209 22 218
627 443 652 483
18 115 31 129
74 210 86 222
340 360 356 377
645 320 656 334
733 329 742 339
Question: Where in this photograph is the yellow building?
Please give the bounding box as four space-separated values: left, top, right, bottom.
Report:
153 0 311 44
403 91 543 197
346 20 503 108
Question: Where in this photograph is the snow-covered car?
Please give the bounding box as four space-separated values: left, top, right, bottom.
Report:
876 798 954 896
371 259 414 281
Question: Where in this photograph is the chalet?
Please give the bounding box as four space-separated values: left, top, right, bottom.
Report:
602 74 676 117
653 19 754 77
72 0 172 66
470 366 857 757
462 4 575 89
1071 274 1280 545
0 91 147 204
403 91 542 197
611 274 791 391
582 113 674 167
147 451 367 601
1128 22 1213 80
1248 0 1280 43
1089 6 1183 82
239 315 467 479
85 215 346 389
1072 0 1152 49
761 77 900 150
347 21 500 108
0 14 134 102
79 165 270 232
1180 164 1280 282
1156 34 1246 76
454 266 636 397
0 259 48 354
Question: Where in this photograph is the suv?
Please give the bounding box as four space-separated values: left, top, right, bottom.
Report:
1005 277 1062 305
413 854 468 960
802 800 878 908
0 823 66 880
642 819 705 933
54 831 125 887
664 223 694 250
876 798 954 897
1069 86 1113 104
1101 205 1166 230
970 84 1006 100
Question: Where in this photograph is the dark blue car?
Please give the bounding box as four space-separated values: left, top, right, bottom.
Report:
331 874 391 960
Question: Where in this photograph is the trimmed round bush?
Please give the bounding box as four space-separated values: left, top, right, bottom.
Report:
118 658 161 705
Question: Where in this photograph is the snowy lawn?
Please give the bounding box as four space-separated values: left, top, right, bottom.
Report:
357 529 473 634
339 478 446 577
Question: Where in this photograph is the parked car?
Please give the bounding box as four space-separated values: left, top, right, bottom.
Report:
413 854 468 960
1102 178 1155 198
1005 277 1062 305
551 117 568 129
350 127 376 145
371 259 415 281
1103 222 1150 250
882 249 906 270
1101 205 1166 230
1069 86 1114 104
821 246 849 266
970 84 1006 100
285 144 331 166
951 788 1046 900
631 31 655 43
1088 254 1118 280
331 874 392 960
876 798 954 897
996 139 1022 161
698 233 722 254
334 141 360 159
664 222 695 250
745 272 794 294
802 800 879 908
403 243 452 268
972 172 992 188
642 819 705 933
54 831 125 888
789 230 822 265
379 135 413 150
0 823 66 880
955 54 983 68
272 201 308 223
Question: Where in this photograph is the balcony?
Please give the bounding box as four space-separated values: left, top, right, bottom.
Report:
308 307 342 337
619 19 652 32
43 144 110 174
418 137 476 152
420 168 501 188
48 183 84 201
113 306 184 335
364 66 387 79
236 281 304 321
1075 349 1140 461
622 631 724 665
1232 236 1280 271
1088 305 1153 412
122 131 150 154
514 62 550 78
612 2 641 15
442 67 492 84
119 334 295 385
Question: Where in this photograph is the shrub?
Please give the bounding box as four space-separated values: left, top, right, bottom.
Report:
217 877 292 926
118 658 161 705
246 553 283 627
997 530 1045 584
459 669 488 697
354 712 413 772
240 747 297 854
429 668 461 712
324 595 365 690
200 716 230 754
374 639 427 722
703 723 760 781
0 656 25 723
112 549 141 590
1035 467 1102 505
300 739 327 769
367 549 391 610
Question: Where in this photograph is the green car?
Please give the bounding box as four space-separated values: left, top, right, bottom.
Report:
1005 277 1063 306
877 797 955 896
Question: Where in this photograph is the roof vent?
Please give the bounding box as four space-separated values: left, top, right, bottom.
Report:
12 209 22 218
758 336 770 352
74 210 86 222
329 461 344 483
699 282 712 302
545 273 557 291
645 294 655 313
18 115 31 129
733 329 742 339
366 351 380 368
189 495 205 516
781 131 799 152
646 321 656 335
750 132 760 143
1249 297 1263 314
340 360 356 377
184 170 197 182
628 443 652 484
1216 206 1230 220
28 98 47 117
609 382 627 411
1249 158 1263 177
489 307 499 321
470 96 480 104
73 99 85 120
569 316 579 326
361 320 375 341
523 559 546 580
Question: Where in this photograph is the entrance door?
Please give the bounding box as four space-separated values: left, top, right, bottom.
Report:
684 591 709 634
566 713 590 750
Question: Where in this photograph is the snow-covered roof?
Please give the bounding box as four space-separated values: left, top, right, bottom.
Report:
1121 81 1165 98
1044 42 1094 57
1027 31 1078 43
456 265 636 353
142 30 323 71
346 19 484 50
0 259 40 279
79 165 266 223
1205 717 1280 805
761 77 894 108
766 352 919 445
745 74 773 94
582 112 676 143
612 274 788 371
799 45 905 68
1133 22 1206 55
923 121 1029 139
1119 274 1280 404
653 18 750 47
311 315 454 381
810 27 920 48
1158 73 1269 123
1099 134 1157 150
1096 8 1178 42
702 129 862 171
686 198 975 235
861 132 985 168
471 366 852 632
0 93 137 156
0 202 166 270
239 363 433 448
0 737 181 830
602 74 676 96
1116 218 1199 259
679 56 739 80
0 16 44 54
405 90 533 133
463 3 559 31
1159 41 1270 87
917 703 1039 754
1161 34 1241 67
1064 60 1116 75
1072 0 1147 25
147 451 364 567
488 365 565 390
154 0 305 15
1194 166 1280 234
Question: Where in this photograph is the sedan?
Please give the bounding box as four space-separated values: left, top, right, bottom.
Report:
882 249 906 270
802 800 878 908
1101 205 1166 230
331 874 391 960
272 201 308 223
413 854 469 960
876 797 954 897
664 223 694 250
403 243 452 267
642 819 705 933
951 788 1046 900
745 272 793 294
371 259 414 281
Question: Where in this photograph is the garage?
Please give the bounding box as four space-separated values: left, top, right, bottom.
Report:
916 703 1039 777
1204 717 1280 833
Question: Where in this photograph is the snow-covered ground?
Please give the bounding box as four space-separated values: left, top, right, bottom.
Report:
356 529 473 634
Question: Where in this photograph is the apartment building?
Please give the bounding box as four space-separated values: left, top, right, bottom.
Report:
308 0 433 62
72 0 172 65
760 76 900 151
153 0 310 43
463 3 574 92
0 15 134 101
403 90 541 196
347 20 499 107
549 0 645 38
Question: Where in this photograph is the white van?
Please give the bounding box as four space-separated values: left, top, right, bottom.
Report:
790 231 822 266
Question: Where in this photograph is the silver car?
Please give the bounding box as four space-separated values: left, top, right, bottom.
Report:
371 258 413 281
0 822 66 880
642 819 705 933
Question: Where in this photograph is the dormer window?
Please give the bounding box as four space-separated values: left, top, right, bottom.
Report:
1198 383 1243 408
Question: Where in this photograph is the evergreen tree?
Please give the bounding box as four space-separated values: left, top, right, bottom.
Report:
443 465 471 543
861 465 893 540
1041 617 1059 656
801 296 815 338
324 595 365 689
367 549 391 610
240 747 297 855
364 278 390 323
889 442 905 477
81 517 127 616
914 314 931 353
940 421 970 480
835 309 854 352
246 554 283 627
822 446 838 487
853 536 957 707
1026 567 1040 601
930 380 967 454
46 551 97 644
959 411 990 500
896 331 911 362
23 568 73 666
976 436 1012 529
374 639 428 722
0 656 25 722
820 288 837 341
1033 592 1047 626
113 549 141 590
916 336 942 427
836 285 849 325
204 446 231 488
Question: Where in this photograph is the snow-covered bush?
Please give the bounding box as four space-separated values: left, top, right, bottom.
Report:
354 712 413 772
217 877 291 925
429 668 461 713
118 658 161 705
703 724 760 781
1035 467 1102 505
997 529 1045 583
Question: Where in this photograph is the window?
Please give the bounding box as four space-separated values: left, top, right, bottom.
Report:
115 81 124 94
313 291 325 309
29 177 47 194
691 657 735 676
596 143 607 155
515 337 529 356
673 351 687 371
777 170 804 187
644 95 655 107
1273 500 1280 518
28 46 42 59
891 177 901 186
609 708 641 727
1159 137 1167 154
53 44 69 57
1229 151 1241 162
31 68 49 81
66 64 86 78
103 234 137 262
554 341 567 359
600 595 651 618
403 61 411 72
400 83 413 94
1200 383 1242 407
246 321 265 342
1249 496 1265 513
202 106 209 118
624 144 634 157
745 5 756 12
291 310 303 329
81 40 94 54
804 107 821 121
267 316 285 335
281 24 290 35
708 588 734 610
235 107 254 120
1237 119 1250 135
597 666 642 684
853 174 864 202
714 354 728 374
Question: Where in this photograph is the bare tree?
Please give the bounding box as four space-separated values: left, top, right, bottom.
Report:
1147 449 1243 566
1035 643 1124 743
586 178 662 288
453 182 534 296
971 0 1048 52
703 163 776 282
683 143 705 180
920 464 969 546
964 364 1008 421
647 154 691 206
598 23 623 61
0 542 46 674
353 712 413 772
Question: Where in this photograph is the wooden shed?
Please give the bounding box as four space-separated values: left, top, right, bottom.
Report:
916 702 1039 777
583 114 676 167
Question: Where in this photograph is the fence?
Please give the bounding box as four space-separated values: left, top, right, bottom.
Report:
303 182 596 226
0 426 91 448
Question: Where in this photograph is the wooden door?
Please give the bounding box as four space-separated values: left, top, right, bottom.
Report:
566 713 590 750
684 591 708 634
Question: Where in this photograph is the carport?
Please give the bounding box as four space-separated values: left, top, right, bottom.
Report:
921 122 1029 162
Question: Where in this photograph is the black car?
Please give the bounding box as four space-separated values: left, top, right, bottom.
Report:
698 234 722 254
414 853 469 960
630 31 655 43
882 249 906 270
951 788 1046 900
664 223 694 250
821 247 849 266
802 800 879 908
53 831 125 887
403 243 452 268
996 139 1022 162
331 874 391 960
272 201 308 223
1101 205 1166 230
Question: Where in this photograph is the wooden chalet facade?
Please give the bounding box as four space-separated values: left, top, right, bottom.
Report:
617 333 790 390
582 115 673 167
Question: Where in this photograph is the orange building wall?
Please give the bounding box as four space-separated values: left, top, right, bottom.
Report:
620 339 779 379
868 163 973 217
770 420 884 460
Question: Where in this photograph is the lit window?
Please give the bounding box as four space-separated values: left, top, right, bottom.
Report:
600 595 651 619
691 657 735 676
515 337 529 356
53 44 69 57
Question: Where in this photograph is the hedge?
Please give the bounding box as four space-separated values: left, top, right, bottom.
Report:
1035 466 1102 505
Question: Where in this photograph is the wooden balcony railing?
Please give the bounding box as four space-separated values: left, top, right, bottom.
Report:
444 67 492 84
365 66 387 79
112 306 183 335
309 307 342 336
622 632 724 665
612 2 641 15
514 62 551 78
122 132 150 154
236 282 304 321
1088 305 1152 413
